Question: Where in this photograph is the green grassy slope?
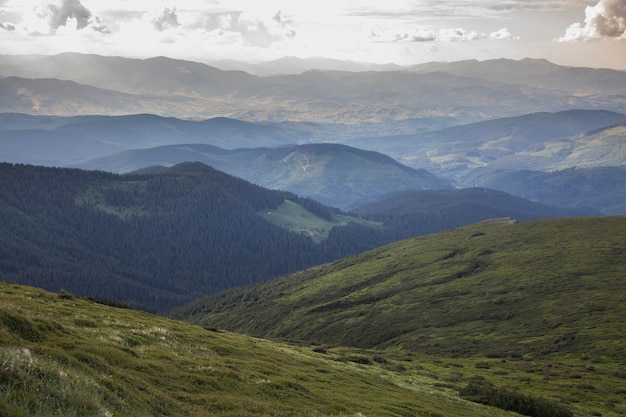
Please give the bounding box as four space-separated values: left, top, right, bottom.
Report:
174 217 626 416
263 199 381 242
1 283 523 417
177 216 626 356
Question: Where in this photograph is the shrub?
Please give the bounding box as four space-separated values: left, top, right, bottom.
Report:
459 382 573 417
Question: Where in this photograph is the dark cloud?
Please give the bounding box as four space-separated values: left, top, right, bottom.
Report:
560 0 626 41
151 7 180 32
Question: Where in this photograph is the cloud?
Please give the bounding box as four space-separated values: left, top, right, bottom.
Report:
150 6 180 32
372 26 518 43
0 21 16 31
559 0 626 41
19 0 110 34
36 0 91 31
489 28 518 40
191 9 296 47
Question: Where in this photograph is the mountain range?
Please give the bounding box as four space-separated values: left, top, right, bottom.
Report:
350 109 626 176
1 107 623 213
0 113 311 165
2 53 626 129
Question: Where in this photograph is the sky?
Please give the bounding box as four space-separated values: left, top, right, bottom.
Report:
0 0 625 69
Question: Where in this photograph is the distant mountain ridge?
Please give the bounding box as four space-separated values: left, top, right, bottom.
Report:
0 113 311 165
460 166 626 215
205 55 404 75
2 53 626 125
351 109 626 177
411 57 626 95
76 143 452 210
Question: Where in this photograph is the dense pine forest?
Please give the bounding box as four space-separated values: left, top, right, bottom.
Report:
0 162 382 311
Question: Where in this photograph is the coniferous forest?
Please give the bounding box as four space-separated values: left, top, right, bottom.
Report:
0 162 382 311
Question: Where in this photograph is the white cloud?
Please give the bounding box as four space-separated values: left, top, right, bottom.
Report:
11 0 109 34
150 6 179 32
372 26 519 43
559 0 626 41
185 9 296 47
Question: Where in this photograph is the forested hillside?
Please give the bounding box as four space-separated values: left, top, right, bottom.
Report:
460 167 626 215
0 163 376 312
350 187 592 240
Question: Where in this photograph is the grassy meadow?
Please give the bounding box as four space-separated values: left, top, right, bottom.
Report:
0 282 541 417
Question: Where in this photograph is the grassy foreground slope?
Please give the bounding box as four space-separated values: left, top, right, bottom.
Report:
1 283 520 417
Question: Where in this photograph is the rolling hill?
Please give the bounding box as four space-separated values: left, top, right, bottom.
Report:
173 216 626 416
173 216 626 356
0 162 380 312
76 143 452 210
350 109 626 177
459 166 626 215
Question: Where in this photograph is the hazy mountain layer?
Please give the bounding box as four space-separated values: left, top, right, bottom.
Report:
411 57 626 95
76 143 452 210
459 166 626 215
0 113 311 165
2 54 626 126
